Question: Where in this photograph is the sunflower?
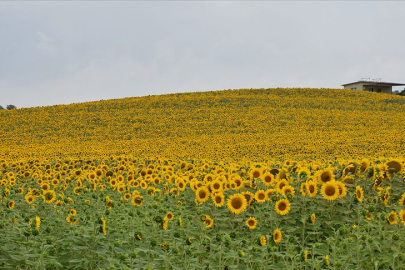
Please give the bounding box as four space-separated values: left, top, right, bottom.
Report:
170 188 179 196
245 217 257 229
231 176 243 190
300 182 307 196
276 179 289 194
265 189 276 198
100 217 107 236
306 181 318 197
7 200 15 209
250 168 262 179
321 181 339 201
212 192 225 207
162 219 168 230
165 212 174 221
387 211 398 225
227 193 247 214
355 186 364 202
359 159 370 173
262 173 275 186
341 176 354 185
210 179 223 193
273 228 282 243
343 164 357 176
304 250 308 263
297 167 311 180
315 168 334 184
382 188 390 206
69 209 77 216
398 192 405 206
281 185 295 198
204 215 214 229
241 191 255 205
259 235 266 246
41 183 50 190
335 181 347 199
43 190 56 204
195 186 210 205
325 255 330 266
123 193 131 201
25 194 35 204
399 210 405 226
177 180 186 191
385 159 403 174
255 190 267 203
131 195 143 206
52 199 62 208
66 215 78 225
35 216 41 230
310 213 316 224
365 212 372 221
73 187 81 196
51 178 59 186
275 199 291 215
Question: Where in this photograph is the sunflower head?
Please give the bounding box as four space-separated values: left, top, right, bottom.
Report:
399 210 405 226
387 211 398 225
212 193 225 207
273 228 282 243
355 186 364 202
385 159 404 174
255 190 267 203
195 186 210 205
275 199 291 216
245 217 257 229
310 213 316 224
259 236 266 246
321 181 339 201
227 193 247 215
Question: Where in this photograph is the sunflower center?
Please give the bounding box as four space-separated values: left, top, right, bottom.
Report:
231 198 242 209
309 185 315 193
258 193 265 200
248 220 255 226
321 172 331 182
199 190 207 199
278 202 286 211
215 197 222 203
387 161 401 173
325 186 336 196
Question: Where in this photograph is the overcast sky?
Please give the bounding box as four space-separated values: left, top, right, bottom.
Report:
1 1 405 108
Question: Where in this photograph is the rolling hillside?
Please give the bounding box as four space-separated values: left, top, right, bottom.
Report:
1 88 404 162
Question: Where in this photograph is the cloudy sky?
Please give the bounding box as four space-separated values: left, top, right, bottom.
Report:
1 1 405 108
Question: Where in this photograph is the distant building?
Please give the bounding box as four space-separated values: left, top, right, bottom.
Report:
342 79 405 94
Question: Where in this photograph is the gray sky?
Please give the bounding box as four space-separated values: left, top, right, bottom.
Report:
1 1 405 108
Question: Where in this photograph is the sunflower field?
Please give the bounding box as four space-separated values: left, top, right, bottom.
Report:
1 88 405 269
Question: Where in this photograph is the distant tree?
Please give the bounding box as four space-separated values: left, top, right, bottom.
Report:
6 104 17 110
0 105 4 110
400 89 405 96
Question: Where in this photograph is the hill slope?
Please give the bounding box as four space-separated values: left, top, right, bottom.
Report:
1 88 405 161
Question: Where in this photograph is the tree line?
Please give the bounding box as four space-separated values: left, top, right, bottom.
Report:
0 105 17 110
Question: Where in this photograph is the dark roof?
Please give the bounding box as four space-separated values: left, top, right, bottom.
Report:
342 80 405 86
